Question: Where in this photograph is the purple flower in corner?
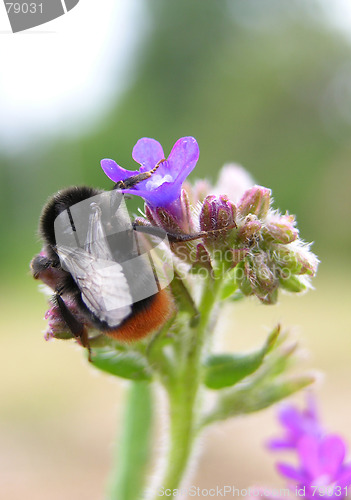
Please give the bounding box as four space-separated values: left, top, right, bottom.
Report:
277 434 351 499
268 395 323 450
101 137 199 212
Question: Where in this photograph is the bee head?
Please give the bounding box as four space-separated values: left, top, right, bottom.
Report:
39 186 102 247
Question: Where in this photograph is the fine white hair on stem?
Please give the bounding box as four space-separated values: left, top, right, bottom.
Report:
144 383 206 500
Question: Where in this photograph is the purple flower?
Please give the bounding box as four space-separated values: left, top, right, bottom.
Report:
44 299 90 342
101 137 199 212
268 395 323 450
277 434 351 499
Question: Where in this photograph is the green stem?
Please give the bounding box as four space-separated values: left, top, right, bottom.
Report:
153 277 222 499
107 381 153 500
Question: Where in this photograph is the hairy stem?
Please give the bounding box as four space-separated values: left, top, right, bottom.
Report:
107 381 153 500
152 277 222 498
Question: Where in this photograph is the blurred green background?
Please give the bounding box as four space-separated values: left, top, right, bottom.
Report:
1 1 351 499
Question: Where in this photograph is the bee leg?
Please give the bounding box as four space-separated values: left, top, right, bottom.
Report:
132 221 237 243
54 294 92 362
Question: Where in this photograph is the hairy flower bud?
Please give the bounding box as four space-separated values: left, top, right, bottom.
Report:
199 195 236 249
44 304 68 340
245 255 279 304
238 186 271 219
263 214 298 244
237 216 262 244
233 256 279 304
293 243 319 276
200 195 236 232
145 188 195 234
279 275 308 293
44 297 91 342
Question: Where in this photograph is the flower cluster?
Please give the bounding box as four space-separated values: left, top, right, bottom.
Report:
256 397 351 499
221 184 318 304
103 137 318 304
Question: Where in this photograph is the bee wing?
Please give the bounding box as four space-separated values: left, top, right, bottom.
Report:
57 245 132 328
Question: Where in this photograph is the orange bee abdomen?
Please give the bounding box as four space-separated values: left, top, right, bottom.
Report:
105 289 174 342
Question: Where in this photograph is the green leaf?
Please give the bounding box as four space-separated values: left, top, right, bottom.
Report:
204 353 263 389
91 349 152 381
201 373 315 426
204 325 280 389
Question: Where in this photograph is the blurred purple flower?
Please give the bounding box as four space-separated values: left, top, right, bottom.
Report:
44 298 89 342
277 434 351 499
268 395 323 450
101 137 199 212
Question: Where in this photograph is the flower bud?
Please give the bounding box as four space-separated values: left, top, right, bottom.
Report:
200 195 236 232
245 255 279 303
146 204 184 235
238 186 271 219
272 243 319 277
237 216 262 244
199 195 236 249
294 244 319 277
233 261 252 296
44 298 88 341
271 245 302 275
233 256 279 304
145 188 195 233
263 214 298 244
279 275 308 293
44 303 71 340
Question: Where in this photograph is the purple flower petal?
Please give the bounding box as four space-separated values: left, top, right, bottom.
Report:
297 434 345 480
306 392 319 422
101 159 139 183
268 397 351 496
269 396 322 451
132 138 164 172
268 438 296 450
100 137 199 211
319 435 345 477
131 137 199 208
297 435 321 478
118 180 181 210
276 462 307 482
279 405 306 430
336 464 351 487
167 136 199 182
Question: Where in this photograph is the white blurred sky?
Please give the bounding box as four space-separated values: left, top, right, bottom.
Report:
0 0 350 153
0 0 147 152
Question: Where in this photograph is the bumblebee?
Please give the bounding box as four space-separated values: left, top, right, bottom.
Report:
31 168 177 356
